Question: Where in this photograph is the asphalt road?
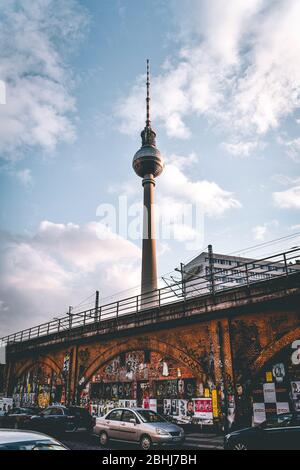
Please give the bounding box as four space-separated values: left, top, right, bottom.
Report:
62 431 223 450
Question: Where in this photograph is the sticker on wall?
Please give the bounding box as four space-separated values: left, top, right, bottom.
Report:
272 363 285 383
291 340 300 365
263 383 276 403
253 403 266 424
276 402 290 415
265 371 273 383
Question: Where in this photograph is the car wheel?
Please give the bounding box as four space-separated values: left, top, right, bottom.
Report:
232 441 248 450
140 435 152 451
99 431 109 447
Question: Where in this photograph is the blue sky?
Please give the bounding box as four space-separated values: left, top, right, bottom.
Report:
0 0 300 338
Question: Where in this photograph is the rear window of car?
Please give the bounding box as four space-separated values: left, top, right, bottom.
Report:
67 407 90 417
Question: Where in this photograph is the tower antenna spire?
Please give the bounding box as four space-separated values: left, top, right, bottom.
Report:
146 59 151 128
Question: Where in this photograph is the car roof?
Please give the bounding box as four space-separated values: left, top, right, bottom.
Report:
0 429 58 444
107 408 154 412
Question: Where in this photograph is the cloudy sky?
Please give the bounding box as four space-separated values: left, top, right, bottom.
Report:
0 0 300 340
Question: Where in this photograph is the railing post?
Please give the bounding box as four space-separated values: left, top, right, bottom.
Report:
37 326 40 337
208 244 215 295
136 296 139 314
158 288 161 307
28 329 31 340
283 253 289 276
116 301 119 319
58 320 61 332
47 323 50 335
245 263 250 287
83 312 86 326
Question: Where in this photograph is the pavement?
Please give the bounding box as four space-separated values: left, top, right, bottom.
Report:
62 431 224 451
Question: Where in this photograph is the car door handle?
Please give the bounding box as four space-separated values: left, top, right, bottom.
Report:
121 423 126 426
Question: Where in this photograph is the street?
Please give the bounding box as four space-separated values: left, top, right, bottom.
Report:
62 432 224 451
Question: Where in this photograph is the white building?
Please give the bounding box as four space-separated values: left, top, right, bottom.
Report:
182 251 300 298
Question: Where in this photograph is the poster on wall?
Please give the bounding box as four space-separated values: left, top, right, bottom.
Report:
291 381 300 399
263 383 276 403
0 397 13 411
253 403 266 424
119 400 137 409
142 398 157 412
193 398 213 420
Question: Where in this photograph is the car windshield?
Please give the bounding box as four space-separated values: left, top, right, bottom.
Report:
137 410 167 423
260 413 292 428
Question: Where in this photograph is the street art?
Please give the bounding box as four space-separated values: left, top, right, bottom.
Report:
79 349 219 422
12 363 65 408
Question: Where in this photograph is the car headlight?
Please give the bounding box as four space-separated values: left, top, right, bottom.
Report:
156 428 170 436
224 434 231 441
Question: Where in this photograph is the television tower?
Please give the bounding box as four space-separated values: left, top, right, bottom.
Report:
132 60 164 305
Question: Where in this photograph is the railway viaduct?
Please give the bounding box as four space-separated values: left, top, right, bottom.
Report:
3 271 300 425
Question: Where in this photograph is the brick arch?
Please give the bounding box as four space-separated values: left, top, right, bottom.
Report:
81 336 203 387
250 326 300 377
15 356 61 379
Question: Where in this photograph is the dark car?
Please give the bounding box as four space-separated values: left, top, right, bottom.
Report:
2 407 41 430
224 413 300 450
0 429 68 450
29 405 95 437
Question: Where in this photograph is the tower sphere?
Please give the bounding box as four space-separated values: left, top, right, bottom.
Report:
133 141 164 179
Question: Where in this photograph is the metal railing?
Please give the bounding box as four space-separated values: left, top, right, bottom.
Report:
1 248 300 347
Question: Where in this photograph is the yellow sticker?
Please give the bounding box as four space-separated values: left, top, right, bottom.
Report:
212 389 219 417
204 388 210 398
266 371 273 382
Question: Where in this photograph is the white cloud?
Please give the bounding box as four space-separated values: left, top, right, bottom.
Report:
16 168 34 188
159 162 241 217
277 136 300 162
0 221 141 336
252 225 267 241
0 0 88 161
222 140 263 157
252 220 279 241
118 0 300 147
273 186 300 209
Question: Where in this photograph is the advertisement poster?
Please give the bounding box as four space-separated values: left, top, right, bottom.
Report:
118 400 137 409
253 403 266 424
0 397 13 411
142 398 157 412
193 398 213 420
263 383 276 403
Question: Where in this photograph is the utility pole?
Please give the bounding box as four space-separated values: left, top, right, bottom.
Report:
175 262 186 300
208 244 215 295
95 290 99 322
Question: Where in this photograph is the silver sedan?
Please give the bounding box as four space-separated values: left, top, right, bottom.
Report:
93 408 185 450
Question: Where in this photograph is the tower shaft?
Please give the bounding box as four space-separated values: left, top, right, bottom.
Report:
141 174 157 301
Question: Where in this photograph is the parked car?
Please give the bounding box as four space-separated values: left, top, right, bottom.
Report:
1 407 41 430
29 405 95 437
94 407 185 450
224 413 300 450
0 429 68 450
